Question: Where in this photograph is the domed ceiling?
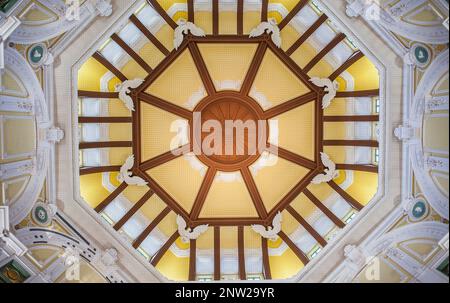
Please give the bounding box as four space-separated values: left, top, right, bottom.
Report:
76 0 381 281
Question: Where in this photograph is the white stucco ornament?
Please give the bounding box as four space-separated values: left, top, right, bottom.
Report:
311 152 339 185
118 155 147 186
176 215 209 243
115 79 143 111
249 18 281 48
174 19 205 50
309 78 338 109
251 212 282 241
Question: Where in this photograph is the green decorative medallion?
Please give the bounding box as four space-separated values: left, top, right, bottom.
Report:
411 44 431 68
27 43 48 67
31 201 52 226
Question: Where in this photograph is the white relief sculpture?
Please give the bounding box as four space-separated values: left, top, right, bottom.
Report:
115 79 143 111
311 152 339 185
91 0 113 17
309 77 338 109
249 18 281 48
117 155 147 186
176 215 209 243
174 19 206 50
251 212 282 241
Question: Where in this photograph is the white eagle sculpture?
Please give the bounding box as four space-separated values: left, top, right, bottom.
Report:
176 215 209 243
311 152 339 185
117 155 148 186
174 19 206 50
309 77 338 109
251 212 282 241
115 79 144 111
249 18 282 48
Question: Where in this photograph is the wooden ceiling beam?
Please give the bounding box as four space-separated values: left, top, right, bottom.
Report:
94 182 128 213
212 0 219 35
263 91 317 119
189 35 267 43
78 116 132 123
188 43 216 96
261 0 268 22
238 226 246 280
241 42 267 95
323 115 379 122
303 188 345 228
151 231 180 266
329 50 364 81
129 14 170 56
328 180 364 211
113 190 154 231
79 141 132 149
303 33 346 73
133 206 171 248
335 89 380 98
286 14 328 56
241 167 268 219
190 167 217 220
189 239 197 281
261 237 271 279
92 51 127 82
79 165 121 175
140 145 191 171
214 226 221 280
192 218 264 227
279 231 309 265
187 0 195 23
237 0 244 35
111 33 153 73
286 206 327 247
266 145 316 170
278 0 309 30
139 92 193 120
77 91 119 99
335 164 378 173
147 0 178 29
323 140 379 147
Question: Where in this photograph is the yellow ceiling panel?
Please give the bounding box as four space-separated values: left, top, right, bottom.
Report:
122 185 151 204
198 43 258 91
280 25 301 52
108 147 132 166
195 11 213 35
282 209 301 235
244 226 261 249
306 182 334 202
147 157 205 213
145 49 205 108
243 11 261 35
269 101 315 161
154 24 175 52
155 211 178 237
220 226 238 249
199 175 258 218
290 192 319 219
196 227 215 249
219 11 238 35
138 193 168 222
250 49 311 108
108 123 132 141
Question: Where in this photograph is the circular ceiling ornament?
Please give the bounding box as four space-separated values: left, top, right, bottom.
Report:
27 43 48 67
31 201 53 227
408 197 429 222
409 43 432 68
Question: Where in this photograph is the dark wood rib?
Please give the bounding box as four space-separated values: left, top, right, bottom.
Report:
133 206 171 248
261 238 271 279
241 42 267 95
328 180 364 211
279 231 309 265
266 145 316 170
213 0 219 35
278 0 309 30
335 89 380 98
303 188 345 228
238 226 246 280
78 117 132 123
335 164 378 173
214 226 221 280
78 91 119 98
286 206 327 247
189 239 197 281
94 182 128 213
190 168 217 220
303 33 346 73
329 50 364 81
92 52 127 82
323 140 379 147
79 141 132 149
79 165 121 175
111 33 153 73
323 115 379 122
193 218 264 227
188 43 216 96
151 231 179 266
140 145 191 171
113 190 154 231
147 0 178 29
261 0 268 22
139 92 192 120
129 14 170 56
190 35 268 43
187 0 195 23
237 0 244 35
241 167 268 219
286 14 328 56
263 91 317 118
